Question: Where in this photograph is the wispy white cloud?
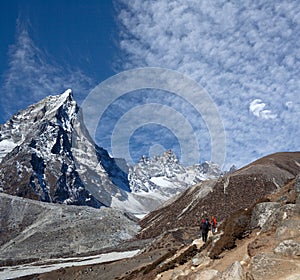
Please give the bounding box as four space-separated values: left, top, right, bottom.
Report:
114 0 300 168
249 99 277 119
1 20 94 121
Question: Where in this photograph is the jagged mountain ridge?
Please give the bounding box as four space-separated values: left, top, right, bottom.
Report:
129 150 221 200
0 90 220 214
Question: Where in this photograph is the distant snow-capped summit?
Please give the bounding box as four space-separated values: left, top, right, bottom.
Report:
128 150 221 200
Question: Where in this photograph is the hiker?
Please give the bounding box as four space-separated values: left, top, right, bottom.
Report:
200 218 210 242
211 215 217 234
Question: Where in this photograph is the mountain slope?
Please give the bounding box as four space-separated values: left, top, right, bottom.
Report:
0 192 140 265
24 154 300 280
138 152 300 239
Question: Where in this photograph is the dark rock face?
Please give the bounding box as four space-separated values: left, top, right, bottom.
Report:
96 146 130 193
138 152 300 239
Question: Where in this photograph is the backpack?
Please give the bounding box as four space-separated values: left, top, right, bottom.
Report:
201 220 210 232
212 217 217 228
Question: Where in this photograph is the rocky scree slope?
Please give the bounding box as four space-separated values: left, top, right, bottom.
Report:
138 152 300 239
0 192 140 265
120 172 300 280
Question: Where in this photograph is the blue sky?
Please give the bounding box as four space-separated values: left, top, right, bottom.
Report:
0 0 299 169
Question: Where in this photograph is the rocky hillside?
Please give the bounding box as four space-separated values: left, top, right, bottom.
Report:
23 158 300 280
0 192 140 266
138 152 300 239
118 173 300 280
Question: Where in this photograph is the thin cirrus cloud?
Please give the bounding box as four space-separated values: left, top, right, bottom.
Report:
115 0 300 167
0 21 94 123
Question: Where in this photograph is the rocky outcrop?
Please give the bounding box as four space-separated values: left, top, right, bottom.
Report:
221 261 243 280
143 173 300 280
250 202 281 229
246 203 300 279
295 174 300 204
274 240 300 257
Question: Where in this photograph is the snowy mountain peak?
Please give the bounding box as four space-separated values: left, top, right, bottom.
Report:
0 90 130 209
0 89 77 162
128 150 221 200
45 89 76 122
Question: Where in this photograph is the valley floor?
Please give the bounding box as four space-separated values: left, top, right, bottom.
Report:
0 249 140 279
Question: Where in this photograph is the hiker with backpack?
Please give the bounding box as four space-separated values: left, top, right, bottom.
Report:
200 218 210 242
211 215 217 234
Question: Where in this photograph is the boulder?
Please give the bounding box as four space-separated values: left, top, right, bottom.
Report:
191 254 211 268
274 240 300 257
261 204 300 232
171 269 185 279
250 202 281 229
275 219 300 241
221 261 244 280
184 269 221 280
249 252 300 280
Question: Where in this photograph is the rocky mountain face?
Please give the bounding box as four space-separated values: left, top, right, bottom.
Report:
122 150 221 214
0 90 130 209
0 90 221 214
